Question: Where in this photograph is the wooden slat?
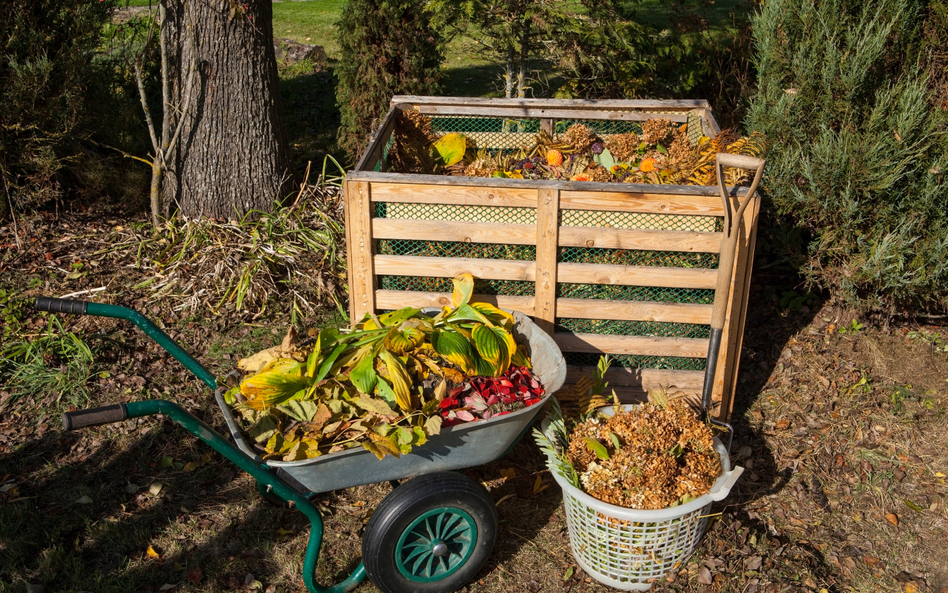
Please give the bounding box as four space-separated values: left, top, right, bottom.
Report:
534 188 560 334
393 95 711 110
557 263 717 289
372 219 537 245
560 191 728 216
370 183 538 208
347 172 742 199
554 333 709 358
414 104 689 123
559 226 722 253
373 255 535 281
355 104 398 173
347 180 376 323
566 366 704 391
375 290 535 315
556 298 712 324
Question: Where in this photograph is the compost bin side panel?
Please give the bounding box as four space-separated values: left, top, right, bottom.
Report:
346 179 376 323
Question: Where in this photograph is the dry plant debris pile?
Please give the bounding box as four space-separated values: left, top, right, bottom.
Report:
391 109 765 186
224 274 545 461
542 392 722 510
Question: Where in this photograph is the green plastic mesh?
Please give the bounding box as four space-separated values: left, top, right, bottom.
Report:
375 202 536 224
377 239 536 260
560 210 722 233
564 351 707 371
556 318 709 339
378 275 535 296
559 246 719 269
557 283 713 304
429 116 541 151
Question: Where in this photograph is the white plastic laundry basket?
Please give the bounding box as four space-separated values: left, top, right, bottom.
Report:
543 414 743 590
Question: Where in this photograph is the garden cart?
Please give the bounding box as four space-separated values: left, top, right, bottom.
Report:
35 297 566 593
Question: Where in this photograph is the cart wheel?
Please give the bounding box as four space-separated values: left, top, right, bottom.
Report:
362 471 497 593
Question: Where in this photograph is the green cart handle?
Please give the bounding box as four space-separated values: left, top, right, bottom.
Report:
40 298 368 593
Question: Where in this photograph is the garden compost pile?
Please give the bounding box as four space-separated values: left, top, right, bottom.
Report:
224 274 545 462
543 397 722 510
391 109 765 186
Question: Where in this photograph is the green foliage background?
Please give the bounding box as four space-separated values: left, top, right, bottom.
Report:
0 0 116 214
334 0 446 163
747 0 948 312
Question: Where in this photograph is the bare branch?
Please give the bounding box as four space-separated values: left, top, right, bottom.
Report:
134 62 161 156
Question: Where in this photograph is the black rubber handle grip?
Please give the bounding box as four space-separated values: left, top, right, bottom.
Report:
35 297 89 315
62 404 128 431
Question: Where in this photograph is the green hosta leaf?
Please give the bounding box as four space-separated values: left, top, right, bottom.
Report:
472 353 495 377
451 273 474 308
277 400 319 423
378 348 414 413
433 133 469 166
445 303 490 325
583 437 610 460
384 325 424 355
240 359 311 410
471 324 505 375
363 307 421 330
470 302 514 326
349 345 379 394
432 330 475 373
375 376 397 405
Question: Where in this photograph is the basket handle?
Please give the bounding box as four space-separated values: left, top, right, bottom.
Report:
708 466 744 501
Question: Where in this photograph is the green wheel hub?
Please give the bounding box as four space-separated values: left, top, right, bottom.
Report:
394 507 477 582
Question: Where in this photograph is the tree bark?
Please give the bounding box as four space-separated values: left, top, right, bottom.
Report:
161 0 292 220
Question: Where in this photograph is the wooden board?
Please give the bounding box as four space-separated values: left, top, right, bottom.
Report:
556 263 717 289
555 298 712 325
553 333 710 358
534 188 560 334
370 183 538 208
372 219 537 245
345 180 377 323
375 290 534 315
413 104 690 123
560 191 728 216
374 255 535 282
558 226 722 253
393 95 711 110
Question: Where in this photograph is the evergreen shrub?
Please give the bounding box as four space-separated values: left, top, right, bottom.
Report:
0 0 115 215
747 0 948 312
334 0 445 163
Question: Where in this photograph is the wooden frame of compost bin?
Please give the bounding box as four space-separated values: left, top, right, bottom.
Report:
343 96 759 422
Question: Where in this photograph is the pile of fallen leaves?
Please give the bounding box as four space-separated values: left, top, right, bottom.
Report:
538 392 722 510
224 274 546 462
391 110 765 187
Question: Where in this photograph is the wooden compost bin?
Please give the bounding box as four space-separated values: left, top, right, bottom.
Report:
343 96 759 422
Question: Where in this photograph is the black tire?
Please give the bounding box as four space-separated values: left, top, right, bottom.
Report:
362 471 498 593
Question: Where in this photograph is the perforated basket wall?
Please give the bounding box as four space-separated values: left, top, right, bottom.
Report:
345 97 759 420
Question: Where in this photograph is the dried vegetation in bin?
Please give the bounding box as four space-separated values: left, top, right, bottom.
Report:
536 357 722 510
390 110 766 187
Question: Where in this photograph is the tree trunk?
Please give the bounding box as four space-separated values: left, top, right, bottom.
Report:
161 0 292 220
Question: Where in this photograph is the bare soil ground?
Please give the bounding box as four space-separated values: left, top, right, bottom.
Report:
1 207 947 593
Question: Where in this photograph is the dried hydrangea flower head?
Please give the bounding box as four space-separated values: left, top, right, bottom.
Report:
563 123 598 153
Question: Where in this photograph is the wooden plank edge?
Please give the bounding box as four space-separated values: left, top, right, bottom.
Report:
375 290 535 315
373 255 536 282
554 333 710 358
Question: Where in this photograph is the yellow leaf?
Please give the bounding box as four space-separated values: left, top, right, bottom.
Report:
904 581 919 593
146 545 160 560
499 468 516 481
532 474 549 495
378 349 414 413
451 273 474 308
935 472 946 478
239 358 309 410
885 512 899 527
470 301 514 325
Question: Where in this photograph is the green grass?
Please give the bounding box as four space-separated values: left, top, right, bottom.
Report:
272 0 348 58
